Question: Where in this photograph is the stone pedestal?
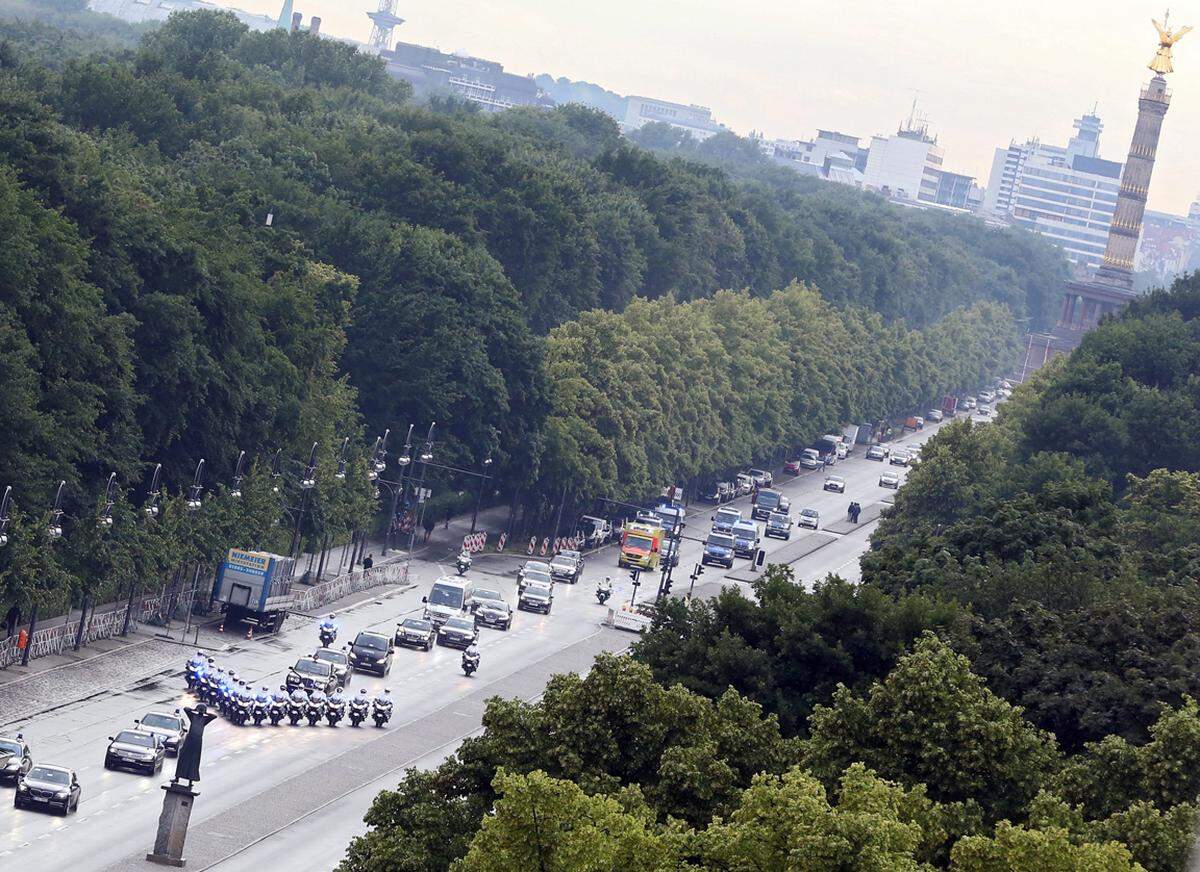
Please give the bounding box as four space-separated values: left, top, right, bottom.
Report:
146 782 198 867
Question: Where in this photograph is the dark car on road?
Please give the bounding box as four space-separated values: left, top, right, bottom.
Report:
104 729 164 776
286 656 338 694
395 617 436 651
348 631 394 677
517 560 552 586
549 551 583 584
472 593 514 630
313 646 353 687
14 765 80 815
518 581 554 614
751 488 784 521
437 615 480 648
135 711 186 757
702 531 736 568
0 734 33 784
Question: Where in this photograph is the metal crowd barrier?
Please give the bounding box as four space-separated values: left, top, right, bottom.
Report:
292 562 409 613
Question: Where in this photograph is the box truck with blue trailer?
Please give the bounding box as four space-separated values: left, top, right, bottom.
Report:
212 549 296 633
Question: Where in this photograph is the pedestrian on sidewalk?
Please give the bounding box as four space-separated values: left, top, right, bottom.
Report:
851 503 861 524
362 553 374 570
423 513 436 543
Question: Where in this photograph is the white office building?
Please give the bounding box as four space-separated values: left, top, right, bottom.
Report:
862 127 944 203
622 96 726 141
982 112 1121 270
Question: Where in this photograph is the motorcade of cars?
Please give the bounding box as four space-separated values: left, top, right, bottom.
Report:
516 560 551 586
286 656 338 694
313 646 353 687
866 445 888 461
711 507 742 534
135 711 186 756
518 581 554 614
437 615 480 649
518 568 553 595
348 631 394 677
423 576 474 626
764 512 793 540
751 488 785 521
14 765 80 815
889 449 910 467
730 520 760 558
798 448 822 470
702 531 736 568
879 470 901 489
823 474 846 493
0 734 33 783
394 616 436 650
748 468 773 488
104 729 165 775
472 593 513 630
549 551 583 583
797 508 821 530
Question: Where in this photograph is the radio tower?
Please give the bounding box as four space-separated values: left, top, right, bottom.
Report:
367 0 404 53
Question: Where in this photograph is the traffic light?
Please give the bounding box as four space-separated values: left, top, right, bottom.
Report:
629 568 641 585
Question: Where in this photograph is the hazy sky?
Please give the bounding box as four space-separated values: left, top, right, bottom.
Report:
222 0 1199 215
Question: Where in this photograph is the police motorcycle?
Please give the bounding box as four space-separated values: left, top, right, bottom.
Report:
455 549 472 575
326 688 346 727
287 689 308 726
595 577 613 605
461 644 481 677
252 687 271 726
305 689 327 727
372 689 393 728
234 682 254 726
219 671 240 718
203 666 224 707
349 689 370 727
269 686 289 726
185 651 207 691
318 614 338 648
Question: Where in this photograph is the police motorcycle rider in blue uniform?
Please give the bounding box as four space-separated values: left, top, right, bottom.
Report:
306 689 327 726
372 688 393 727
318 614 338 647
326 687 346 727
269 685 289 726
287 687 308 725
349 688 370 727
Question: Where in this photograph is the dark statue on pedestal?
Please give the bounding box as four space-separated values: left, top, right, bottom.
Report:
172 704 217 786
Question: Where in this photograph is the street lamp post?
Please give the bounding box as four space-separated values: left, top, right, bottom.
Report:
287 443 319 577
75 473 117 651
123 464 162 637
407 423 435 554
229 451 247 498
22 481 66 667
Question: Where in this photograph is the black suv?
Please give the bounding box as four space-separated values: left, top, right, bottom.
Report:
348 631 394 677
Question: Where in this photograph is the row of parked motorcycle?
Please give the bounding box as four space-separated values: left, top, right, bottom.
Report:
184 653 393 728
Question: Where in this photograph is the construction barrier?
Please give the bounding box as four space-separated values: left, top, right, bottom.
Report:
496 532 507 552
528 536 536 555
292 562 408 613
539 537 549 556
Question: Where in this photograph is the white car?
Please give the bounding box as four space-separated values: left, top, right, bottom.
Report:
978 403 992 416
927 409 944 423
866 445 888 461
889 450 910 467
823 475 846 493
797 508 821 530
879 471 901 489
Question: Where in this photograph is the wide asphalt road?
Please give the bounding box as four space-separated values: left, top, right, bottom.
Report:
0 420 952 871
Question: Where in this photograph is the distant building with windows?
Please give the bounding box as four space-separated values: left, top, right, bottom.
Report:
763 130 866 185
622 96 726 141
981 112 1122 270
1136 200 1200 284
384 42 551 112
862 119 971 207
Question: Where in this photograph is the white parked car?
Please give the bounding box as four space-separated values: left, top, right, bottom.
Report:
879 471 901 489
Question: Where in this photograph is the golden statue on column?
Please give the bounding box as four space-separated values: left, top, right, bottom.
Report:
1150 13 1191 74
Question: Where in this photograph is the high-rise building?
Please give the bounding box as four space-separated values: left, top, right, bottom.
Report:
981 112 1122 270
861 113 975 211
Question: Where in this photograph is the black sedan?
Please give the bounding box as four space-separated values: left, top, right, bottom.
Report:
473 595 513 631
0 734 33 784
395 617 436 651
14 765 80 815
104 730 165 775
518 582 554 614
437 616 480 649
286 657 338 694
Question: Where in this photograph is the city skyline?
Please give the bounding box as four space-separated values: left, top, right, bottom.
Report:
214 1 1196 215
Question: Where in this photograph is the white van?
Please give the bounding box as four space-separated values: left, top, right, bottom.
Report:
422 576 473 626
